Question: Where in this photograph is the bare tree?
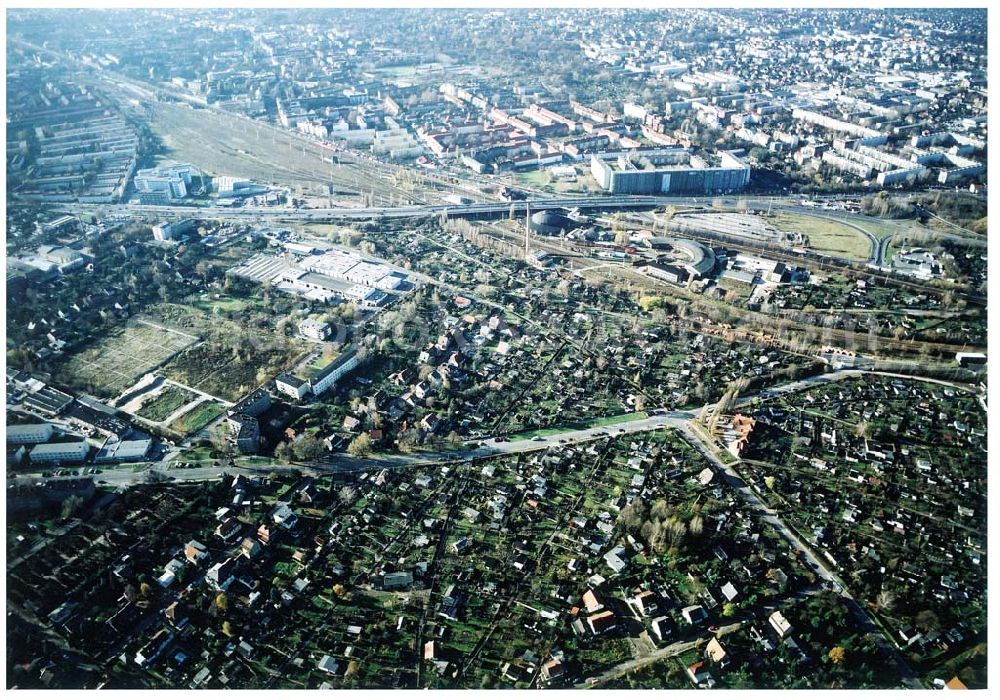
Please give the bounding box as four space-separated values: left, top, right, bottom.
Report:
664 517 687 550
689 515 704 538
338 485 357 505
649 499 670 521
348 433 373 459
876 589 896 613
618 498 647 530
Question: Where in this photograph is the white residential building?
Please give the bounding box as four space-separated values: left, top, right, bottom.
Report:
298 319 331 341
769 610 793 638
152 218 196 241
28 441 90 464
275 373 310 400
310 349 360 396
6 423 55 444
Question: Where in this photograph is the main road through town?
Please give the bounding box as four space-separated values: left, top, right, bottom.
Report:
20 369 876 490
23 368 974 493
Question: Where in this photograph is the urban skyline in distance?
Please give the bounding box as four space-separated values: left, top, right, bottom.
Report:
5 6 988 692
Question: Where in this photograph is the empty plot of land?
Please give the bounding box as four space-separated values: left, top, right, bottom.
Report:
672 212 783 242
58 320 198 397
187 293 251 315
167 401 226 436
515 169 602 195
144 101 376 197
162 335 309 403
134 384 199 422
147 303 310 402
770 212 873 261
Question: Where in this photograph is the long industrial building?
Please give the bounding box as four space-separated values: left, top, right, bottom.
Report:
590 150 750 194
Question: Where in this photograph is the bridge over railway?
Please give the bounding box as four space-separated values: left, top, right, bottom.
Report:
50 194 686 221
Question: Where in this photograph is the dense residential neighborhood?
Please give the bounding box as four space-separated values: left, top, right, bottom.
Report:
5 7 988 692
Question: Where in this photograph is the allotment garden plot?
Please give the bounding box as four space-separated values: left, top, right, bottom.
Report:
253 431 906 689
133 384 200 422
57 319 197 398
168 401 226 436
739 375 986 682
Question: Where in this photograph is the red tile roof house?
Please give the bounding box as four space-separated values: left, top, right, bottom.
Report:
586 610 618 635
582 589 604 614
540 658 565 683
184 540 208 565
687 661 714 687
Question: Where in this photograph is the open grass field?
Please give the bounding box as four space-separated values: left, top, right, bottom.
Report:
508 411 648 441
771 212 872 261
134 385 199 422
168 401 226 435
300 346 342 380
514 169 551 189
884 239 903 264
58 319 198 398
553 176 601 194
512 169 600 195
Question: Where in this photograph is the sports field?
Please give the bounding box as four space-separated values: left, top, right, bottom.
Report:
58 319 198 398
